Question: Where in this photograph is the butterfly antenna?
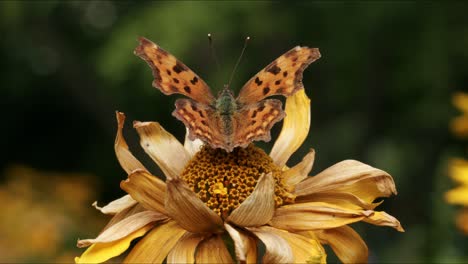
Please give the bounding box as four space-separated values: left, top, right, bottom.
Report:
228 36 250 88
208 33 221 72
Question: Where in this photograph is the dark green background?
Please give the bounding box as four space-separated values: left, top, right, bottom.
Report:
2 1 467 262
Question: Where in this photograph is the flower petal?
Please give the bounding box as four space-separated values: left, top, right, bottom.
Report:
269 202 373 231
124 221 186 263
448 158 468 184
363 211 404 232
184 127 204 157
228 173 275 227
453 92 468 113
120 169 166 214
295 160 396 203
247 226 294 263
77 211 166 247
446 186 468 205
316 225 368 264
166 233 204 264
75 224 152 264
165 177 224 233
456 209 468 234
115 112 147 174
296 192 381 210
134 121 190 180
225 223 257 263
270 89 311 167
93 194 137 215
281 149 315 187
271 229 326 264
195 235 234 264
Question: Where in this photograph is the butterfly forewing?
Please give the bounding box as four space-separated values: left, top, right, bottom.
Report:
237 46 321 104
134 37 215 105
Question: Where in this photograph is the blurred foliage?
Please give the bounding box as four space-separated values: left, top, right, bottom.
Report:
1 1 468 262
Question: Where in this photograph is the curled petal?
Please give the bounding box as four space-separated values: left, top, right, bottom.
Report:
363 211 404 232
93 195 137 215
281 149 315 187
295 160 396 203
270 89 311 167
167 233 204 264
225 223 257 264
75 224 152 264
124 221 186 263
77 211 166 248
228 173 275 227
270 202 372 231
295 192 381 210
195 235 234 264
115 112 147 174
165 178 223 233
120 169 166 214
184 127 204 157
272 229 326 264
247 226 294 263
316 225 368 264
134 121 190 180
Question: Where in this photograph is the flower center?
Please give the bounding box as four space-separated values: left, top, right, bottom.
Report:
181 144 296 218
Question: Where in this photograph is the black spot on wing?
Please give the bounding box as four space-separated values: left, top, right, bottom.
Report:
184 86 191 93
262 87 270 96
173 61 187 73
265 63 281 75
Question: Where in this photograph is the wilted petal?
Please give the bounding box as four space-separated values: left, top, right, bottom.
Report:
77 211 166 247
295 160 396 203
134 121 190 180
103 204 146 232
124 221 186 263
166 233 204 264
195 235 234 264
93 195 137 215
296 192 381 210
75 224 152 264
363 211 404 232
120 169 166 214
165 178 223 233
281 149 315 187
184 127 204 157
115 112 147 174
316 225 368 264
271 229 326 264
247 226 294 263
228 173 275 227
270 202 373 231
270 89 311 167
225 223 257 264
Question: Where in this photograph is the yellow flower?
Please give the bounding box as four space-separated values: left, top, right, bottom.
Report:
450 92 468 138
446 158 468 234
76 90 403 263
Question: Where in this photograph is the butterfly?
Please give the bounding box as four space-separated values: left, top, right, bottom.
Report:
134 37 320 152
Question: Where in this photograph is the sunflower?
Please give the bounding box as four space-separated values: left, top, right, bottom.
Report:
75 89 403 263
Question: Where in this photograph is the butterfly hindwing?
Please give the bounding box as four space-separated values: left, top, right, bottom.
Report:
135 37 215 105
237 46 320 104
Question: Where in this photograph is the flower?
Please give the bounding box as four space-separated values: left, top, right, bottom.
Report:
75 90 403 263
450 92 468 138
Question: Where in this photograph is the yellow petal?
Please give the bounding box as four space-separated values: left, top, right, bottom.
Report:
114 112 147 174
456 209 468 234
316 225 368 264
453 92 468 113
184 127 204 157
270 201 372 231
445 186 468 205
270 89 311 167
247 226 294 263
363 211 404 232
448 158 468 184
228 173 275 227
77 211 166 248
281 149 315 187
165 177 223 233
195 235 234 264
224 223 257 264
92 195 137 215
296 191 380 210
295 160 396 204
450 116 468 138
124 221 186 263
75 224 153 264
134 121 190 180
120 169 166 214
166 233 204 264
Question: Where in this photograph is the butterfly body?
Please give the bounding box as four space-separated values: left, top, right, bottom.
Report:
135 37 321 152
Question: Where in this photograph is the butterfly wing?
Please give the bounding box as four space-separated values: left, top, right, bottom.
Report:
135 37 215 105
237 46 320 104
232 99 286 148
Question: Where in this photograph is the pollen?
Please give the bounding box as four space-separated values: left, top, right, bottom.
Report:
181 144 295 218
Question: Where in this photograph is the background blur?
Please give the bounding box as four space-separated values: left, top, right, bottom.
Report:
1 1 467 263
